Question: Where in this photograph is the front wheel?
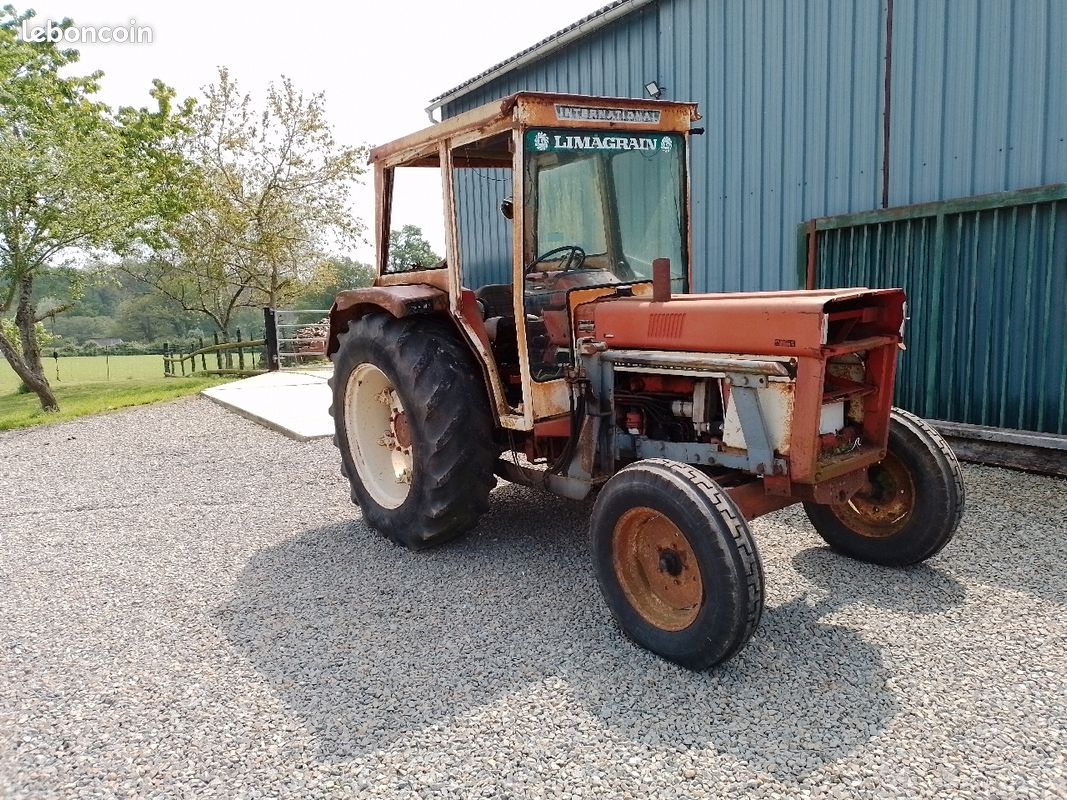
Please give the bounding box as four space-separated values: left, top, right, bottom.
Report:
804 408 965 566
590 459 764 670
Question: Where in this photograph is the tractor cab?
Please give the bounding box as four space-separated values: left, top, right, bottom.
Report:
331 92 700 430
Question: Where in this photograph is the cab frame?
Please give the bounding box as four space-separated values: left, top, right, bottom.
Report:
329 92 701 432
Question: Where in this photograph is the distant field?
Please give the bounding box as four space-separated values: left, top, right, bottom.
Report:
0 355 231 431
0 354 164 394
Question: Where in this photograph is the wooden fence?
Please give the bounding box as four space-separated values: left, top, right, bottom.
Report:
163 329 267 378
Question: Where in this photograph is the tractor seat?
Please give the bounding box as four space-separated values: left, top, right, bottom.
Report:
475 283 514 320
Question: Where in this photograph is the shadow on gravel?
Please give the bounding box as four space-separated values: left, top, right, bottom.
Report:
570 549 965 778
791 547 968 615
215 484 960 780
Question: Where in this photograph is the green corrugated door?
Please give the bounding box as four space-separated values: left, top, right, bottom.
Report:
801 185 1067 435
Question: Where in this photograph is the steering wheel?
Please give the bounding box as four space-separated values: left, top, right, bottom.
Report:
525 245 586 276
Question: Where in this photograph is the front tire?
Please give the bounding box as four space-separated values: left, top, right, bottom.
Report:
590 459 764 670
330 313 497 550
804 408 965 566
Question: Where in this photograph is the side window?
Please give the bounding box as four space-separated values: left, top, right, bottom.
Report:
450 130 515 291
453 167 514 290
385 166 447 274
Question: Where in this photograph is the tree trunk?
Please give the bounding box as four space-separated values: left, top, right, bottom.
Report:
0 329 59 412
4 272 59 412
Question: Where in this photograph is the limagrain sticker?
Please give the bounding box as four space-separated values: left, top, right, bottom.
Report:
528 129 678 154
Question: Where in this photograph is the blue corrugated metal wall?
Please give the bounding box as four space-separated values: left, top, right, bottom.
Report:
888 0 1067 206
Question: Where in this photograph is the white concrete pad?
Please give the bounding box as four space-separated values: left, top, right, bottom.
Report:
202 368 334 442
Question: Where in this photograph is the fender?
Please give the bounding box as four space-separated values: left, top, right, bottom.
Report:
327 282 517 428
326 285 449 356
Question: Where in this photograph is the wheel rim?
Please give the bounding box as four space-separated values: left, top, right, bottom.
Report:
611 507 704 632
344 363 413 509
831 451 916 538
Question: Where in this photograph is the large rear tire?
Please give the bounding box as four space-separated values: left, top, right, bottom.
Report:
590 459 764 670
330 313 497 550
804 408 965 566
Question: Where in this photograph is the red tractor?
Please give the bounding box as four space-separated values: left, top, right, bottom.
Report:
326 93 964 669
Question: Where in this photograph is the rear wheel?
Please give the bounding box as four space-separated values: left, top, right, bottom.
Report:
804 408 965 566
590 459 764 670
330 313 497 549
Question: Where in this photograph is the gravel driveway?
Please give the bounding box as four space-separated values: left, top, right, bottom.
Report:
1 397 1064 799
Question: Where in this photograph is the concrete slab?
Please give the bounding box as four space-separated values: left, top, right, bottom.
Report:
202 368 334 442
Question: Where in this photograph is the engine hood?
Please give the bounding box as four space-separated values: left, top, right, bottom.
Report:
590 288 907 357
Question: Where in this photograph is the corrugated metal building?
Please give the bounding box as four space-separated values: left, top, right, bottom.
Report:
429 0 1066 439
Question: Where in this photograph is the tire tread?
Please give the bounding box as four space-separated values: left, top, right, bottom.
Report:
329 314 497 549
803 407 965 566
590 458 765 670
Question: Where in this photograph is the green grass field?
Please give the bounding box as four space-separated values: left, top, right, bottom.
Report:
0 354 166 393
0 355 232 431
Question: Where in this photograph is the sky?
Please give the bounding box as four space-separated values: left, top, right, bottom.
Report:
21 0 611 261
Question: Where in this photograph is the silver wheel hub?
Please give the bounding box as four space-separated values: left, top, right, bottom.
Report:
344 363 414 509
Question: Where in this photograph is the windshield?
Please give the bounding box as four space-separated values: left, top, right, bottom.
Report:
523 128 688 285
521 128 688 381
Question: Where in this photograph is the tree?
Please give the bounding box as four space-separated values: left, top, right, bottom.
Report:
293 256 374 310
114 293 192 342
51 314 116 342
0 7 194 410
130 68 368 334
388 225 442 272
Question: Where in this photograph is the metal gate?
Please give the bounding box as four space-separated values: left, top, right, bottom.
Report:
800 184 1067 435
263 308 331 371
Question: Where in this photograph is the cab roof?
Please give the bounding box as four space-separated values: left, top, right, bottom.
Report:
370 92 700 170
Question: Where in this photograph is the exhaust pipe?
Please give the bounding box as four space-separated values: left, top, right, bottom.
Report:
653 258 672 303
